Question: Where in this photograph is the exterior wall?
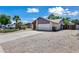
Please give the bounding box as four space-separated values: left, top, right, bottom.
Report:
36 20 38 30
32 20 36 30
31 24 33 29
76 25 79 29
56 24 61 30
50 22 61 30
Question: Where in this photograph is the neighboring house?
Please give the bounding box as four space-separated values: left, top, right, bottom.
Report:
0 23 16 29
25 23 32 28
32 17 63 31
0 25 6 29
63 21 76 30
6 23 16 28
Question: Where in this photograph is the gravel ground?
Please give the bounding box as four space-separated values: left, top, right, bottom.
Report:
0 30 79 53
0 30 42 43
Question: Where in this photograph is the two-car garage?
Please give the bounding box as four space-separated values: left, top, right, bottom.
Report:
36 24 52 31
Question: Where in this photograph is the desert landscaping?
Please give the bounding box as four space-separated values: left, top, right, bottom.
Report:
0 30 79 53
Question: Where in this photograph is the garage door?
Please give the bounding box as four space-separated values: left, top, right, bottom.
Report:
36 24 52 30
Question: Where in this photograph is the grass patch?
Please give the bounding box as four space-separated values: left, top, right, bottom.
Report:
0 29 19 33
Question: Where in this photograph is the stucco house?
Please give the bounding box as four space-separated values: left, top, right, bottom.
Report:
63 21 76 30
32 17 63 31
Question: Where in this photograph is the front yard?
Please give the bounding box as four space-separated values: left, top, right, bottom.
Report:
0 30 79 53
0 29 19 33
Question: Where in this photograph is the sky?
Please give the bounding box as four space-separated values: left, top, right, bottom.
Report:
0 6 79 23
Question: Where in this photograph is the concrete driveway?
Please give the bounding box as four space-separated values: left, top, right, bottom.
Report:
0 30 79 53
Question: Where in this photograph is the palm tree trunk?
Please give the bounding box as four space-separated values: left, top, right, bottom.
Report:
16 20 18 29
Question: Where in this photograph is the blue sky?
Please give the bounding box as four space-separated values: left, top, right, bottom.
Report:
0 6 79 23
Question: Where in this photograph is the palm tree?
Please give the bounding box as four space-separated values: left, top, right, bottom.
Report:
62 17 70 29
13 16 21 29
62 17 70 25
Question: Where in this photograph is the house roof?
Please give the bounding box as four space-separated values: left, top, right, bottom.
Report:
68 21 75 25
49 19 62 24
32 17 62 24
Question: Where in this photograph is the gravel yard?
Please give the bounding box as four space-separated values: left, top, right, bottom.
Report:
0 30 79 53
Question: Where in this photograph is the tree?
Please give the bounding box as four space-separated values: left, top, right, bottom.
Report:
13 15 21 29
48 14 62 19
0 14 11 25
71 19 79 24
18 22 23 30
62 17 70 25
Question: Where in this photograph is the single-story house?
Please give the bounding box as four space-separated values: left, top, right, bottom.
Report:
63 21 76 30
0 23 16 29
32 17 63 31
25 23 32 28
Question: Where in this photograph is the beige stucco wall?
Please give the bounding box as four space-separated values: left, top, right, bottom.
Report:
50 22 61 30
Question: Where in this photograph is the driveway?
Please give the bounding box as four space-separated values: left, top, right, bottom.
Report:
0 30 79 53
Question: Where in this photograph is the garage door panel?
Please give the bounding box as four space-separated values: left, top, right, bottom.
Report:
37 24 52 30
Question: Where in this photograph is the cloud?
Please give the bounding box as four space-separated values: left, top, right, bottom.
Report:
48 7 79 16
65 8 69 11
32 18 37 20
48 7 64 15
23 20 29 23
67 11 79 16
43 15 48 18
26 8 39 13
21 20 31 23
